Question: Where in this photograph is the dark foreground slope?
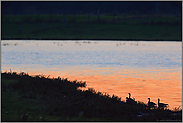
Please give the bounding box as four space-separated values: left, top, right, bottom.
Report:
1 71 182 121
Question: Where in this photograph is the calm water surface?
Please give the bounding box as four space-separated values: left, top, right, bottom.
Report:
1 40 182 109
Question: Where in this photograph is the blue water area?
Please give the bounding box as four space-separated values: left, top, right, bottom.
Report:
1 41 182 75
1 40 182 109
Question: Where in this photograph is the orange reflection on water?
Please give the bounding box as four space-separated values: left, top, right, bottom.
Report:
1 41 181 110
2 67 182 110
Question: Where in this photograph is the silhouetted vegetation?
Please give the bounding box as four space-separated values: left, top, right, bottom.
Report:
2 71 182 121
1 14 181 41
2 2 181 41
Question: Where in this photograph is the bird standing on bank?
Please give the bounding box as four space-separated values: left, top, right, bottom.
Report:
126 93 137 104
148 98 156 109
158 98 168 109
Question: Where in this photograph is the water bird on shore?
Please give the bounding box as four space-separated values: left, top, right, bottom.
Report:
126 93 137 104
158 98 168 109
148 98 156 109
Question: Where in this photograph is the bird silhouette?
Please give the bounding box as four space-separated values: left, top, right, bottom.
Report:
148 98 156 109
158 98 168 109
126 93 137 104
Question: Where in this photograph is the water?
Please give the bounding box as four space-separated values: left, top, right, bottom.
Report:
1 40 182 109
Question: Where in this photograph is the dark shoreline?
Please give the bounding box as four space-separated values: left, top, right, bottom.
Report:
2 71 182 121
2 14 181 41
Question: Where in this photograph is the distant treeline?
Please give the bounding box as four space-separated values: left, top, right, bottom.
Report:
2 1 182 15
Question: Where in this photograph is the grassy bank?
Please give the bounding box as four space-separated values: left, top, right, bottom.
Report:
2 71 182 121
2 14 181 41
